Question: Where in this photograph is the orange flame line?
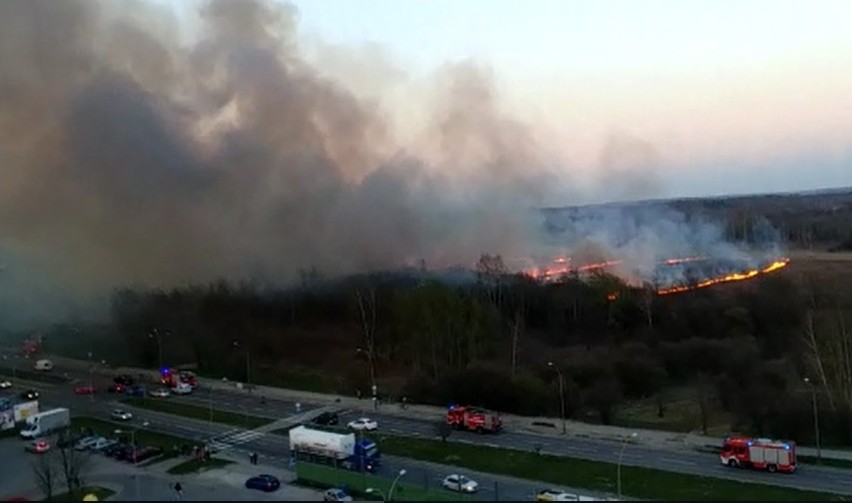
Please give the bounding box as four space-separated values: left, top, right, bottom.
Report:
656 258 791 296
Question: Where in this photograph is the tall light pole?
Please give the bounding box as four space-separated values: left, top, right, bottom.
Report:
88 350 94 401
148 329 163 369
117 426 141 501
617 432 637 499
804 377 822 463
547 361 567 435
232 340 251 391
388 468 407 501
366 487 386 501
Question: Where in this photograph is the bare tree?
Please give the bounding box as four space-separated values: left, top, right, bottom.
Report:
355 285 378 390
57 433 92 497
32 451 59 501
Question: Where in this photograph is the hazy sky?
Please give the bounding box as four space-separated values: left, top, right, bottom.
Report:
280 0 852 199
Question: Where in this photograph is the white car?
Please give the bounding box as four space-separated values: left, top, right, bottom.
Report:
74 436 103 451
111 409 133 421
0 380 11 389
172 383 192 395
149 388 170 398
537 489 579 501
442 474 478 493
346 418 378 431
91 438 118 452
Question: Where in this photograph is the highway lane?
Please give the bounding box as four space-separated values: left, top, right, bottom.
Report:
15 354 852 497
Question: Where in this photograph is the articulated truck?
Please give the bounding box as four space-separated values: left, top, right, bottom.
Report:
20 408 70 439
289 425 381 472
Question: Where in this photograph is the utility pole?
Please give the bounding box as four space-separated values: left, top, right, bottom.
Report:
804 377 822 463
547 361 567 434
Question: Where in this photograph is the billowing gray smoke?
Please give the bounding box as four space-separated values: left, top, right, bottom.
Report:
0 0 781 330
0 0 563 328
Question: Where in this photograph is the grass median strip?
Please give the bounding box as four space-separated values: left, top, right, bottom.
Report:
50 485 115 501
0 366 70 384
125 397 271 429
167 456 233 475
376 436 850 501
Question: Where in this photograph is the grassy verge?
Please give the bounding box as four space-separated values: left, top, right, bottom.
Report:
296 462 461 501
124 397 271 429
798 455 852 469
167 457 232 475
0 366 70 384
48 485 115 501
376 436 850 501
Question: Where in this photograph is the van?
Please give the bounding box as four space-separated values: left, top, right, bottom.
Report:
33 359 54 371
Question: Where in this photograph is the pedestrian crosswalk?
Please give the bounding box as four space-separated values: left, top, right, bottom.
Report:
207 428 266 452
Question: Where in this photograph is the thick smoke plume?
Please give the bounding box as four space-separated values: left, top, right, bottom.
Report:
0 0 780 329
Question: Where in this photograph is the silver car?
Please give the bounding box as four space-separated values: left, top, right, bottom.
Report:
110 409 133 421
442 474 478 493
149 388 170 398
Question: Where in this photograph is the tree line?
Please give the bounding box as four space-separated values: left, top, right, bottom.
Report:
76 253 852 445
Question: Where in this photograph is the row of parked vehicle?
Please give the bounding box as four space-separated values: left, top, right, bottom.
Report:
60 432 164 464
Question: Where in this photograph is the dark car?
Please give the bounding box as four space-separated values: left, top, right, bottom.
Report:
114 375 134 386
104 443 131 458
312 412 339 426
125 446 163 463
126 384 146 397
19 389 38 400
107 383 126 393
245 474 280 492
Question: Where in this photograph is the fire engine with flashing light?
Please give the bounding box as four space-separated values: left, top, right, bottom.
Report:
446 405 502 434
159 367 198 389
719 436 796 473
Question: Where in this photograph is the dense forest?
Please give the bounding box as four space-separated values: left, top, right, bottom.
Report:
59 248 846 446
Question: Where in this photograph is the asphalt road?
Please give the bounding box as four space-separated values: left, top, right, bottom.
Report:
7 355 852 497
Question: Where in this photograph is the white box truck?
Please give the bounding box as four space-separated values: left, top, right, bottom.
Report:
20 408 70 439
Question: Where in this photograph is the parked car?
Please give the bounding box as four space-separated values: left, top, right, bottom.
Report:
104 443 131 458
172 382 192 395
75 436 103 451
245 474 280 492
107 383 126 393
346 417 378 431
0 380 11 389
19 389 38 400
74 385 96 395
25 440 50 454
537 489 579 501
125 446 163 463
442 474 478 493
324 488 353 501
91 438 118 452
149 388 170 398
110 409 133 421
312 412 339 426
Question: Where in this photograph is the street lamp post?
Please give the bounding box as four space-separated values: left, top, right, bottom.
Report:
617 432 638 499
366 487 386 501
232 340 251 391
547 361 567 435
388 468 407 501
149 329 163 369
804 377 822 463
88 350 94 401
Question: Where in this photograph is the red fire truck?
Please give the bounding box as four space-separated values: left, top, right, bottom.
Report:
719 436 796 473
446 405 502 434
160 367 199 389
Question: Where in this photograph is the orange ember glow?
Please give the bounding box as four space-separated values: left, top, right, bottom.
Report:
656 258 791 296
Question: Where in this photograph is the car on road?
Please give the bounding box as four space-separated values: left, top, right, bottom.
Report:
107 383 126 393
0 380 11 389
537 489 579 501
75 436 103 451
114 375 134 386
19 389 38 400
245 474 280 492
346 417 378 431
149 388 170 398
126 384 146 397
25 440 50 454
442 474 479 493
323 488 353 501
111 409 133 421
172 382 193 395
74 385 96 395
91 438 118 452
312 412 339 426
